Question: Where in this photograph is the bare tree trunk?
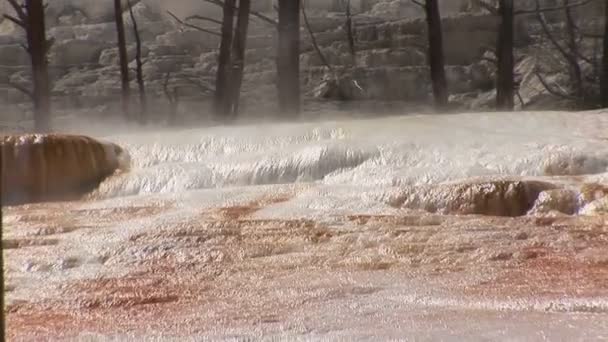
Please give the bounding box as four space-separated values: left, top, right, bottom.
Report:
424 0 449 109
214 0 236 119
277 0 301 117
128 0 146 124
26 0 51 132
114 0 131 120
564 0 584 101
345 0 356 62
601 1 608 108
163 72 179 126
496 0 515 111
227 0 251 119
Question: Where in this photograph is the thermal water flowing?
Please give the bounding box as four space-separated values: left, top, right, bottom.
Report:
92 111 608 215
0 134 127 205
5 110 608 341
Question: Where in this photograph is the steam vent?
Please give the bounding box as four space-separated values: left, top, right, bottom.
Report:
1 134 128 205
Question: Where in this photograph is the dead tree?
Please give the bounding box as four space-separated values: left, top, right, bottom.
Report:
167 10 222 36
496 0 515 110
179 0 275 119
114 0 131 120
563 0 584 100
277 0 301 116
163 72 180 126
602 0 608 107
214 0 236 118
4 0 52 132
226 0 251 118
533 0 599 106
415 0 449 109
345 0 356 62
128 0 146 124
301 1 334 73
473 0 592 110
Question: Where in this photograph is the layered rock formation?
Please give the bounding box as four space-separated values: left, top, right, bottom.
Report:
397 179 555 217
1 134 128 205
0 0 604 120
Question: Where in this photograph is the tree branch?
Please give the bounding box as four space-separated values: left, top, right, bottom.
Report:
6 0 26 21
166 10 221 36
301 0 335 74
533 1 593 66
410 0 424 8
535 1 578 66
534 70 578 101
185 14 223 25
2 13 25 29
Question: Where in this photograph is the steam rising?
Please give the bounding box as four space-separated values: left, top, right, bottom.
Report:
80 110 608 217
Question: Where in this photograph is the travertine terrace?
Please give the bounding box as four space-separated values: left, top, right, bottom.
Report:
4 110 608 340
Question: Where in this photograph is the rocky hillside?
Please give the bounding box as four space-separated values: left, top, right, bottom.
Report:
0 0 604 123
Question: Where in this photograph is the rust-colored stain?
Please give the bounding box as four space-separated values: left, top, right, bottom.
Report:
214 193 293 220
467 251 608 299
6 193 608 340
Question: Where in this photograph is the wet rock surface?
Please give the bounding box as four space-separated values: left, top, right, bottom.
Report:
3 111 608 340
0 134 129 205
399 179 555 217
5 188 608 340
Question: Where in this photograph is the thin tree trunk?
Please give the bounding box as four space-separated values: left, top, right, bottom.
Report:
227 0 251 119
301 1 334 73
345 0 356 63
496 0 515 111
601 0 608 107
26 0 51 132
277 0 301 117
424 0 449 109
163 72 179 126
114 0 131 120
128 0 146 124
564 0 584 101
215 0 236 119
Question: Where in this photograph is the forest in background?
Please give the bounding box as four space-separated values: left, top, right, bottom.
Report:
0 0 606 132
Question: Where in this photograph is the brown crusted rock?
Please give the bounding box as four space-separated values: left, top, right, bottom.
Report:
579 183 608 204
528 189 580 215
1 134 129 205
402 179 556 217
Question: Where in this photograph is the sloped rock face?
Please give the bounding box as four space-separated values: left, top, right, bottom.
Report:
50 39 110 66
528 189 580 215
542 152 608 177
399 179 556 217
1 134 129 205
0 45 29 66
308 64 492 101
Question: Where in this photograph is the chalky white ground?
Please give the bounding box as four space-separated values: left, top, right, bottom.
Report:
4 110 608 341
